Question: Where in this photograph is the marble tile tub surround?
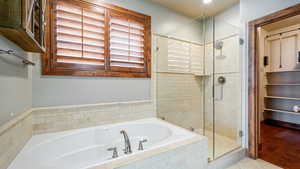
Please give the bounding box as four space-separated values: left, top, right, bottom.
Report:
0 110 33 169
91 137 208 169
32 100 155 134
0 100 154 169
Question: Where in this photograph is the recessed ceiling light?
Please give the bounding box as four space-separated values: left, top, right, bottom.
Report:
203 0 212 4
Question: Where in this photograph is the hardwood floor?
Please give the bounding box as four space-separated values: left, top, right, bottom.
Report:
259 122 300 169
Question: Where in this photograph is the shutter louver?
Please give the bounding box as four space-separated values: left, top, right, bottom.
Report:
109 15 145 71
55 0 105 66
167 39 190 72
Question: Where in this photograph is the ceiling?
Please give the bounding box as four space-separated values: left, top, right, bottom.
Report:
262 15 300 31
149 0 239 17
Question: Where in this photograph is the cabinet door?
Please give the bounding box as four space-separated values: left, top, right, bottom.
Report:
23 0 45 47
281 31 299 71
267 35 281 72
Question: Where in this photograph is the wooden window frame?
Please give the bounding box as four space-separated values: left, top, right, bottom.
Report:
42 0 151 78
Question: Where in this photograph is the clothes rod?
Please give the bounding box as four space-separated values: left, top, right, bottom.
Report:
266 28 300 38
0 49 35 66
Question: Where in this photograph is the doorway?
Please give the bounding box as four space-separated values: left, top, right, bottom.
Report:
248 3 300 169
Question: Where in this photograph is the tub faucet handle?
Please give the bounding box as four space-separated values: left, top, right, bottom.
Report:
107 147 118 158
138 139 148 151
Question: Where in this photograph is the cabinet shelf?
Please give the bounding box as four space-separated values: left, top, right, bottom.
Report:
266 84 300 86
264 96 300 100
266 70 300 73
265 108 300 115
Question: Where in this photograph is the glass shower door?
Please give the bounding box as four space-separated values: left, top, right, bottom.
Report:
212 18 242 159
154 13 243 161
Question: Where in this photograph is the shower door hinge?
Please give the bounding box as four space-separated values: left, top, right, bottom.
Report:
239 130 244 137
239 38 244 45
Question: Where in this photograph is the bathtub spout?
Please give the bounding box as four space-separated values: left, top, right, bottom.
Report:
120 130 132 154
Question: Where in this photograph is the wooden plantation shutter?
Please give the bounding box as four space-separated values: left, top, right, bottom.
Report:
55 0 106 69
109 12 147 72
43 0 151 77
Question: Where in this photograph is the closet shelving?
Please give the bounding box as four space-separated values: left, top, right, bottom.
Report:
265 108 300 115
265 96 300 101
260 23 300 129
266 84 300 86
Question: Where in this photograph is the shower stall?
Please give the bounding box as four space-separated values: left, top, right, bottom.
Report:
154 14 242 160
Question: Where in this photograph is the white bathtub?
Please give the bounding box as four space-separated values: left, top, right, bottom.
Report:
9 118 200 169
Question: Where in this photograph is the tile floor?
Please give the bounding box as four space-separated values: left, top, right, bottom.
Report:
195 129 240 159
226 158 283 169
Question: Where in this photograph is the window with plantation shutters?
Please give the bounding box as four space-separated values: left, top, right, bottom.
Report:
55 0 105 67
43 0 151 77
109 14 146 72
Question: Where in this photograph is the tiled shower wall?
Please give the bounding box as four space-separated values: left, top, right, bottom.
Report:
156 73 204 130
204 35 242 140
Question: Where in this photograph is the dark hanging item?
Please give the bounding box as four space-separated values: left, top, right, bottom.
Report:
264 56 269 66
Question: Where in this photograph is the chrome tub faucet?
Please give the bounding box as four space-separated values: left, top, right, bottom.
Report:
120 130 132 154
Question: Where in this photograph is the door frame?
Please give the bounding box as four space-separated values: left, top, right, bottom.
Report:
248 3 300 158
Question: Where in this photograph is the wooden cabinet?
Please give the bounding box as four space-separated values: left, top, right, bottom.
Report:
0 0 46 52
266 30 300 72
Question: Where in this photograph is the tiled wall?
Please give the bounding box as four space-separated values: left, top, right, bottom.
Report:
0 111 32 169
0 100 155 169
32 100 155 134
156 72 204 130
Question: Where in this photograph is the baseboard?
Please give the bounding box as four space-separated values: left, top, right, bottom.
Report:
264 119 300 130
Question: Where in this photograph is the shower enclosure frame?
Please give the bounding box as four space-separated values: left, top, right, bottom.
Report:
248 3 300 159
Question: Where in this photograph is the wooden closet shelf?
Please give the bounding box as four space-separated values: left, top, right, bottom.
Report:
265 108 300 115
264 96 300 100
266 84 300 86
266 70 300 73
